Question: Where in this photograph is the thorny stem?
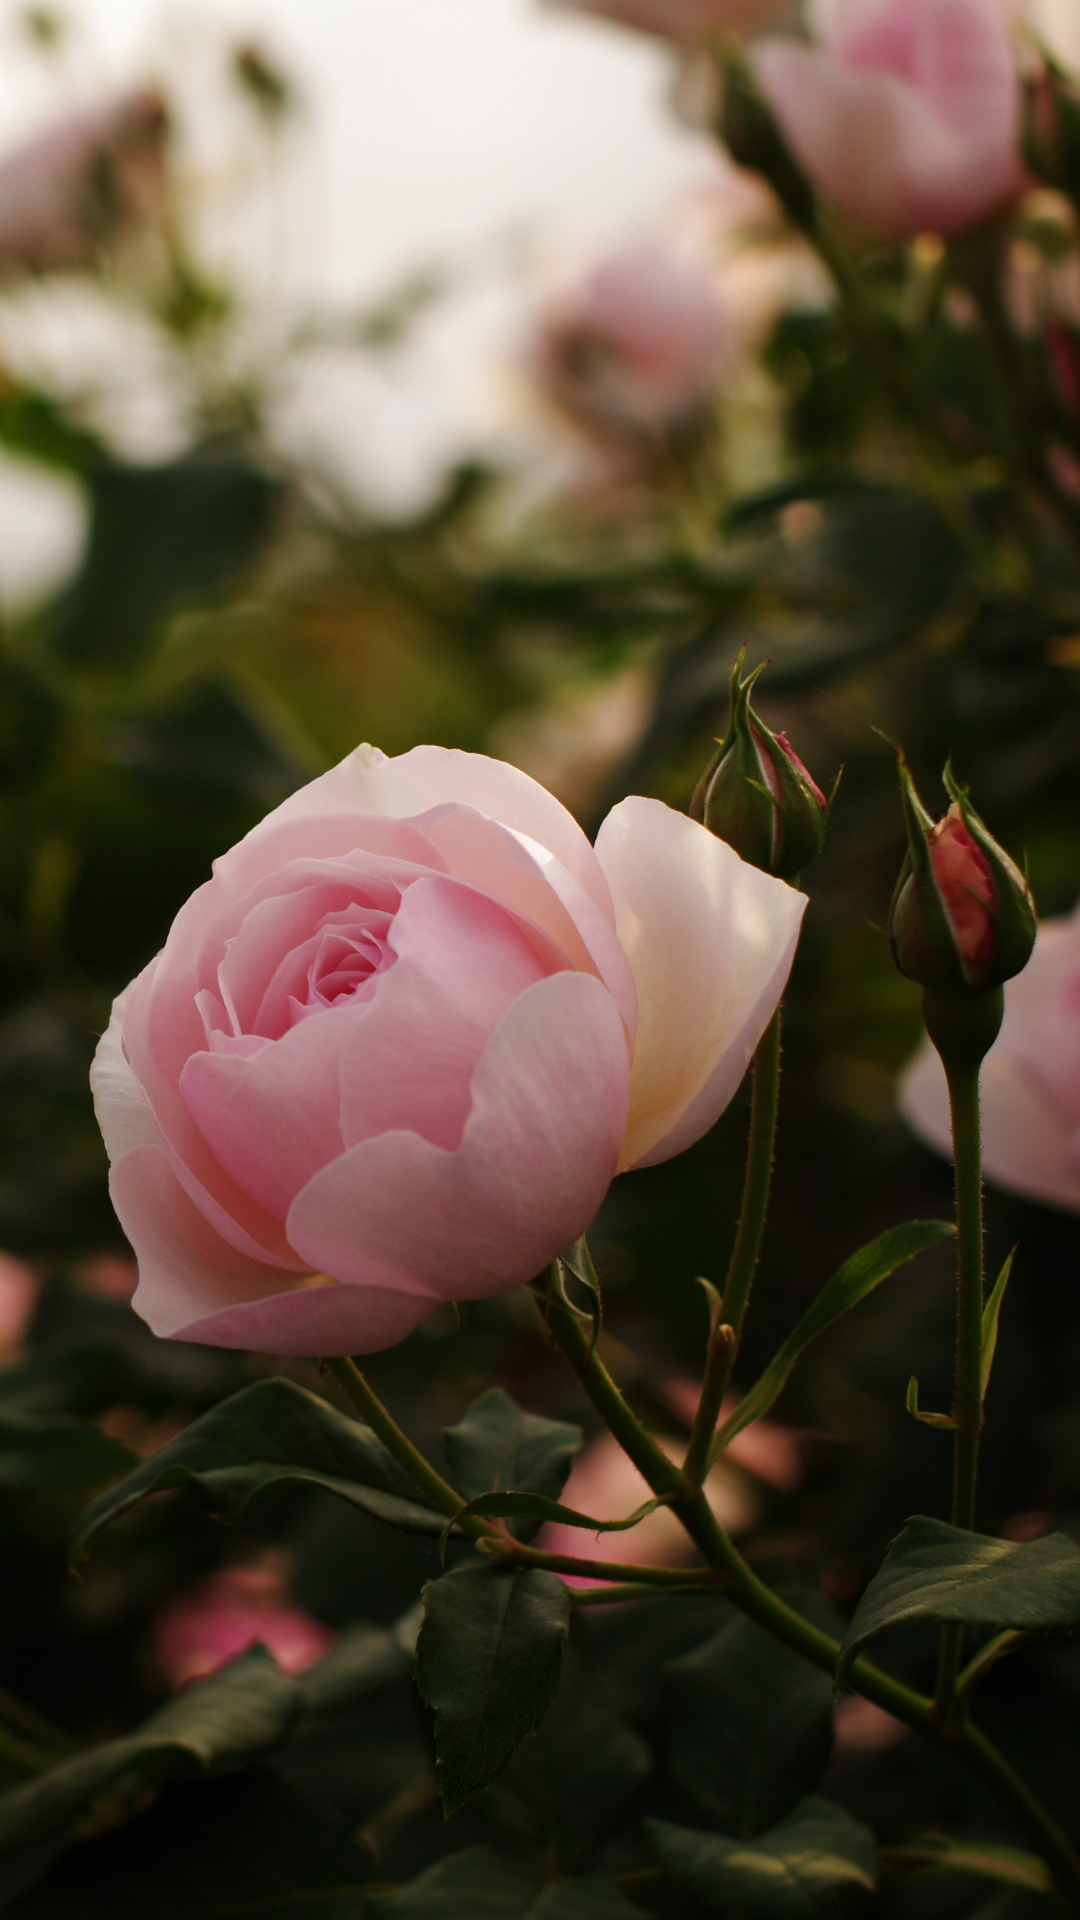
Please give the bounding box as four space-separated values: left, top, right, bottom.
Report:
685 1006 781 1482
535 1283 1080 1912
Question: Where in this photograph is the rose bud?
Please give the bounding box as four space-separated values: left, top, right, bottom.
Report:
900 893 1080 1212
888 755 1035 998
690 654 828 879
91 744 805 1356
751 0 1027 240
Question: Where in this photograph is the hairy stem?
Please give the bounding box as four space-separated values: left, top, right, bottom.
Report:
686 1007 781 1482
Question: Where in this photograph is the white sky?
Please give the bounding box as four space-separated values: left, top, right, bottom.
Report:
0 0 721 598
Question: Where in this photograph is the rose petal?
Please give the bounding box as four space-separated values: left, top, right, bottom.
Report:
263 744 614 920
899 1037 1080 1212
752 31 1022 235
593 797 805 1170
286 971 629 1304
166 1272 440 1356
110 1145 312 1339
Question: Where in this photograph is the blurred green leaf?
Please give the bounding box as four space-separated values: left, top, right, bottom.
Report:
0 1408 134 1491
836 1517 1080 1689
0 1649 297 1859
665 1612 834 1838
416 1566 572 1816
714 1221 954 1455
482 1661 651 1861
298 1613 418 1717
881 1832 1054 1896
49 454 278 668
647 1797 877 1917
70 1378 446 1565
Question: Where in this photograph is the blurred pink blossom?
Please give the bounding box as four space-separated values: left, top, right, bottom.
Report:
752 0 1027 238
538 1430 759 1582
0 90 167 277
152 1562 333 1690
658 1376 805 1490
900 899 1080 1211
534 243 727 445
833 1695 905 1751
0 1255 36 1353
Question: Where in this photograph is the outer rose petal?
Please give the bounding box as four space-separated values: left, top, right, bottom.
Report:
262 745 615 922
594 797 805 1170
752 35 1022 236
90 988 162 1162
286 972 629 1306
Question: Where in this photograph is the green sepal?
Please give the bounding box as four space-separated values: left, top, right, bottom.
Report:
691 653 826 879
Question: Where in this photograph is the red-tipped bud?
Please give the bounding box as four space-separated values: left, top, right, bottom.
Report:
889 755 1035 996
690 655 830 879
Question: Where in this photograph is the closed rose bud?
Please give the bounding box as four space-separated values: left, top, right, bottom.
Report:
690 654 829 879
888 754 1035 996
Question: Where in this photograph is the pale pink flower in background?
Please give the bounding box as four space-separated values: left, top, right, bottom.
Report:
550 0 799 41
91 744 805 1356
753 0 1027 238
538 1431 759 1580
152 1562 333 1690
833 1696 906 1751
900 900 1080 1211
534 242 728 443
0 92 167 277
0 1255 36 1354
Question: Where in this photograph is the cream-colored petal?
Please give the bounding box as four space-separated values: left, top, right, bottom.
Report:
594 797 805 1170
89 987 161 1165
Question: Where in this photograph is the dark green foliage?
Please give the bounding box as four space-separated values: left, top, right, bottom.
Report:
837 1517 1080 1686
71 1378 447 1564
647 1798 877 1917
665 1613 834 1839
0 1649 297 1858
442 1388 581 1539
365 1848 644 1919
415 1567 573 1816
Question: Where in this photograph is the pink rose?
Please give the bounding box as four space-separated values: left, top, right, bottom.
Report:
152 1563 333 1689
752 0 1027 238
534 244 727 443
899 900 1080 1211
91 745 804 1355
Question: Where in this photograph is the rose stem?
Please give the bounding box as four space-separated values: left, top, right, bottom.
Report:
325 1355 492 1543
684 1004 782 1487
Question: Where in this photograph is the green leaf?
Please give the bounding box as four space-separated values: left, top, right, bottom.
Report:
71 1378 446 1565
836 1516 1080 1689
882 1833 1053 1896
443 1387 581 1539
0 1649 298 1859
905 1377 956 1431
712 1222 955 1454
416 1566 573 1816
442 1489 669 1557
0 1408 136 1491
981 1249 1016 1401
647 1797 877 1917
364 1847 643 1919
482 1659 651 1860
665 1611 834 1837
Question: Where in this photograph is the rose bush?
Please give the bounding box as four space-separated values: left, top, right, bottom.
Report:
900 899 1080 1211
752 0 1026 238
92 744 804 1355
